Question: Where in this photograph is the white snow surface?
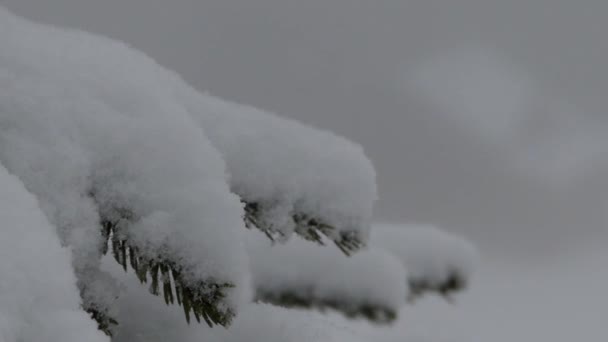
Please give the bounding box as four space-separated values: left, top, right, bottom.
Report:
246 230 407 315
371 224 478 291
0 6 480 341
0 5 249 315
0 163 108 342
103 255 367 342
245 223 477 316
105 223 478 342
180 88 378 242
0 4 379 339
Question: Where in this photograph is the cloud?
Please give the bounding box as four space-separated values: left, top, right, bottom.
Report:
408 47 608 187
409 48 533 142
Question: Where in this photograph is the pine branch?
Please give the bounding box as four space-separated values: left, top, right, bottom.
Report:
90 197 366 334
407 271 467 302
256 290 397 324
86 307 118 337
243 201 364 256
99 219 235 329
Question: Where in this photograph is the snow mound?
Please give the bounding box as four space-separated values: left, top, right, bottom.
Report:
371 224 478 299
180 90 377 252
246 230 407 322
245 223 477 318
0 3 379 334
103 256 369 342
0 6 249 326
0 163 108 342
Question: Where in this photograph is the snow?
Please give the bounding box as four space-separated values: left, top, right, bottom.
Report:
0 4 380 338
246 230 407 321
244 223 477 321
103 255 368 342
371 224 477 298
0 5 249 323
180 90 378 246
0 163 108 342
101 223 477 340
0 5 481 341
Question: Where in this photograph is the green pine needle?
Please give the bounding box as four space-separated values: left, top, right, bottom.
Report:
243 201 364 256
100 219 235 328
256 290 397 324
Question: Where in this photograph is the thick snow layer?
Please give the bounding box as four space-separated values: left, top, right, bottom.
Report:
103 256 367 342
246 229 407 321
0 164 108 342
0 4 379 335
0 5 249 316
371 224 478 297
180 89 378 245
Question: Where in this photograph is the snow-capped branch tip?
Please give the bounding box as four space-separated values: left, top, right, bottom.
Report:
243 201 364 255
371 223 478 302
99 216 236 330
246 230 407 324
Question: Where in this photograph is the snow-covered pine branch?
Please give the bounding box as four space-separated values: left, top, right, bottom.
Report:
371 224 478 300
246 230 406 323
0 7 250 334
178 88 377 255
0 5 381 338
245 224 476 323
0 5 478 341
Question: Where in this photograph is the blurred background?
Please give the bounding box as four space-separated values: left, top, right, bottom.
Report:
3 1 606 339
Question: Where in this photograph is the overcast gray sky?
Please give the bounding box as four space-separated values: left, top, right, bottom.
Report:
4 0 607 258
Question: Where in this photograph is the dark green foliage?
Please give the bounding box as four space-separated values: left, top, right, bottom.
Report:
243 201 364 256
89 196 466 335
256 290 396 324
86 307 118 337
408 271 467 302
243 201 276 241
99 219 236 329
89 196 376 335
